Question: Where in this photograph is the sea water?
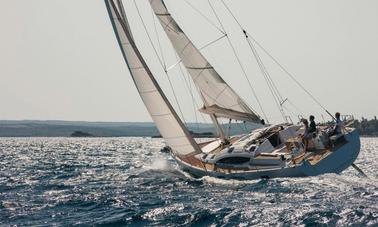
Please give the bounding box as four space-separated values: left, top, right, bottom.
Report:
0 137 377 226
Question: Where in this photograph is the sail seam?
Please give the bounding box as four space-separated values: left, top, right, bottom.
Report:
159 17 181 35
186 66 214 70
200 89 229 110
213 86 229 103
192 67 208 82
151 113 172 117
177 41 192 60
130 66 144 70
156 13 170 16
140 89 158 94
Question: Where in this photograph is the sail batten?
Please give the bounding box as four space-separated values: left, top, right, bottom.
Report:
105 0 200 156
149 0 261 123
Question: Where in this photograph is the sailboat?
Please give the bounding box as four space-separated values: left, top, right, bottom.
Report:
104 0 361 180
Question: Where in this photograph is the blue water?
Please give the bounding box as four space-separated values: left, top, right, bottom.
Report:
0 137 377 226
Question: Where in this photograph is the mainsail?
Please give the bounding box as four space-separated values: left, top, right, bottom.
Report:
105 0 201 156
149 0 261 124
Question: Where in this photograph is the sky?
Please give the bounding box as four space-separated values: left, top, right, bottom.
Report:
0 0 377 123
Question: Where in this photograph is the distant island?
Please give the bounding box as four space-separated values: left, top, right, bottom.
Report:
0 120 258 137
152 130 215 138
0 118 376 137
70 131 94 137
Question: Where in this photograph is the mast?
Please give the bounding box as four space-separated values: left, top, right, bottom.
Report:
105 0 201 156
199 92 226 141
210 114 227 141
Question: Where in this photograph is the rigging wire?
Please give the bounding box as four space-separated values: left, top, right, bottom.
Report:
220 0 244 33
151 6 167 70
246 37 284 103
219 118 228 138
165 33 227 72
176 55 199 125
235 120 248 135
220 0 335 120
146 1 211 127
208 0 269 123
200 34 228 51
165 0 266 125
152 0 262 129
133 0 187 123
243 121 248 133
247 31 335 119
287 99 304 116
216 0 286 121
175 51 209 127
133 0 165 70
182 0 226 35
246 37 287 122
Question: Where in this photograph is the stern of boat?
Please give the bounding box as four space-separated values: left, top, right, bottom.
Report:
300 128 361 176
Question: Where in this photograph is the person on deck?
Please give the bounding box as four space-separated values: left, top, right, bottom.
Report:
333 112 344 135
309 115 317 135
301 119 311 152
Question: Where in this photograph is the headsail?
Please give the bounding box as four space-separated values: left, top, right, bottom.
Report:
149 0 261 124
105 0 201 156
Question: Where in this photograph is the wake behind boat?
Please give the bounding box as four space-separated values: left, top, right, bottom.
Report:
104 0 361 180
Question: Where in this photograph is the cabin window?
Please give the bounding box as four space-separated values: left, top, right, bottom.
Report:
268 133 281 147
217 157 250 164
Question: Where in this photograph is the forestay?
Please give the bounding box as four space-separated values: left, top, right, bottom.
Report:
149 0 261 123
105 0 201 156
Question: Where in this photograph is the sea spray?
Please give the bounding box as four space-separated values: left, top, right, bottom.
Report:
201 175 261 186
143 155 170 171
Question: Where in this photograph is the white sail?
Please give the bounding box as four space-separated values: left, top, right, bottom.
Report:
105 0 201 156
149 0 261 123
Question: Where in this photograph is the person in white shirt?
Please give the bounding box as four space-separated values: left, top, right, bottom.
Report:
333 112 344 135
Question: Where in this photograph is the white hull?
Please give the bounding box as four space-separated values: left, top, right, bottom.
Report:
174 130 360 180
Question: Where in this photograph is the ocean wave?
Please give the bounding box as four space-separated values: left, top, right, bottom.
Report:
0 137 377 226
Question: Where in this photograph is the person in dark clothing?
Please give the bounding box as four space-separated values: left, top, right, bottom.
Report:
309 115 317 135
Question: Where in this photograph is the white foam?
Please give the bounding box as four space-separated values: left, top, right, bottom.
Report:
144 156 170 171
201 176 260 186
